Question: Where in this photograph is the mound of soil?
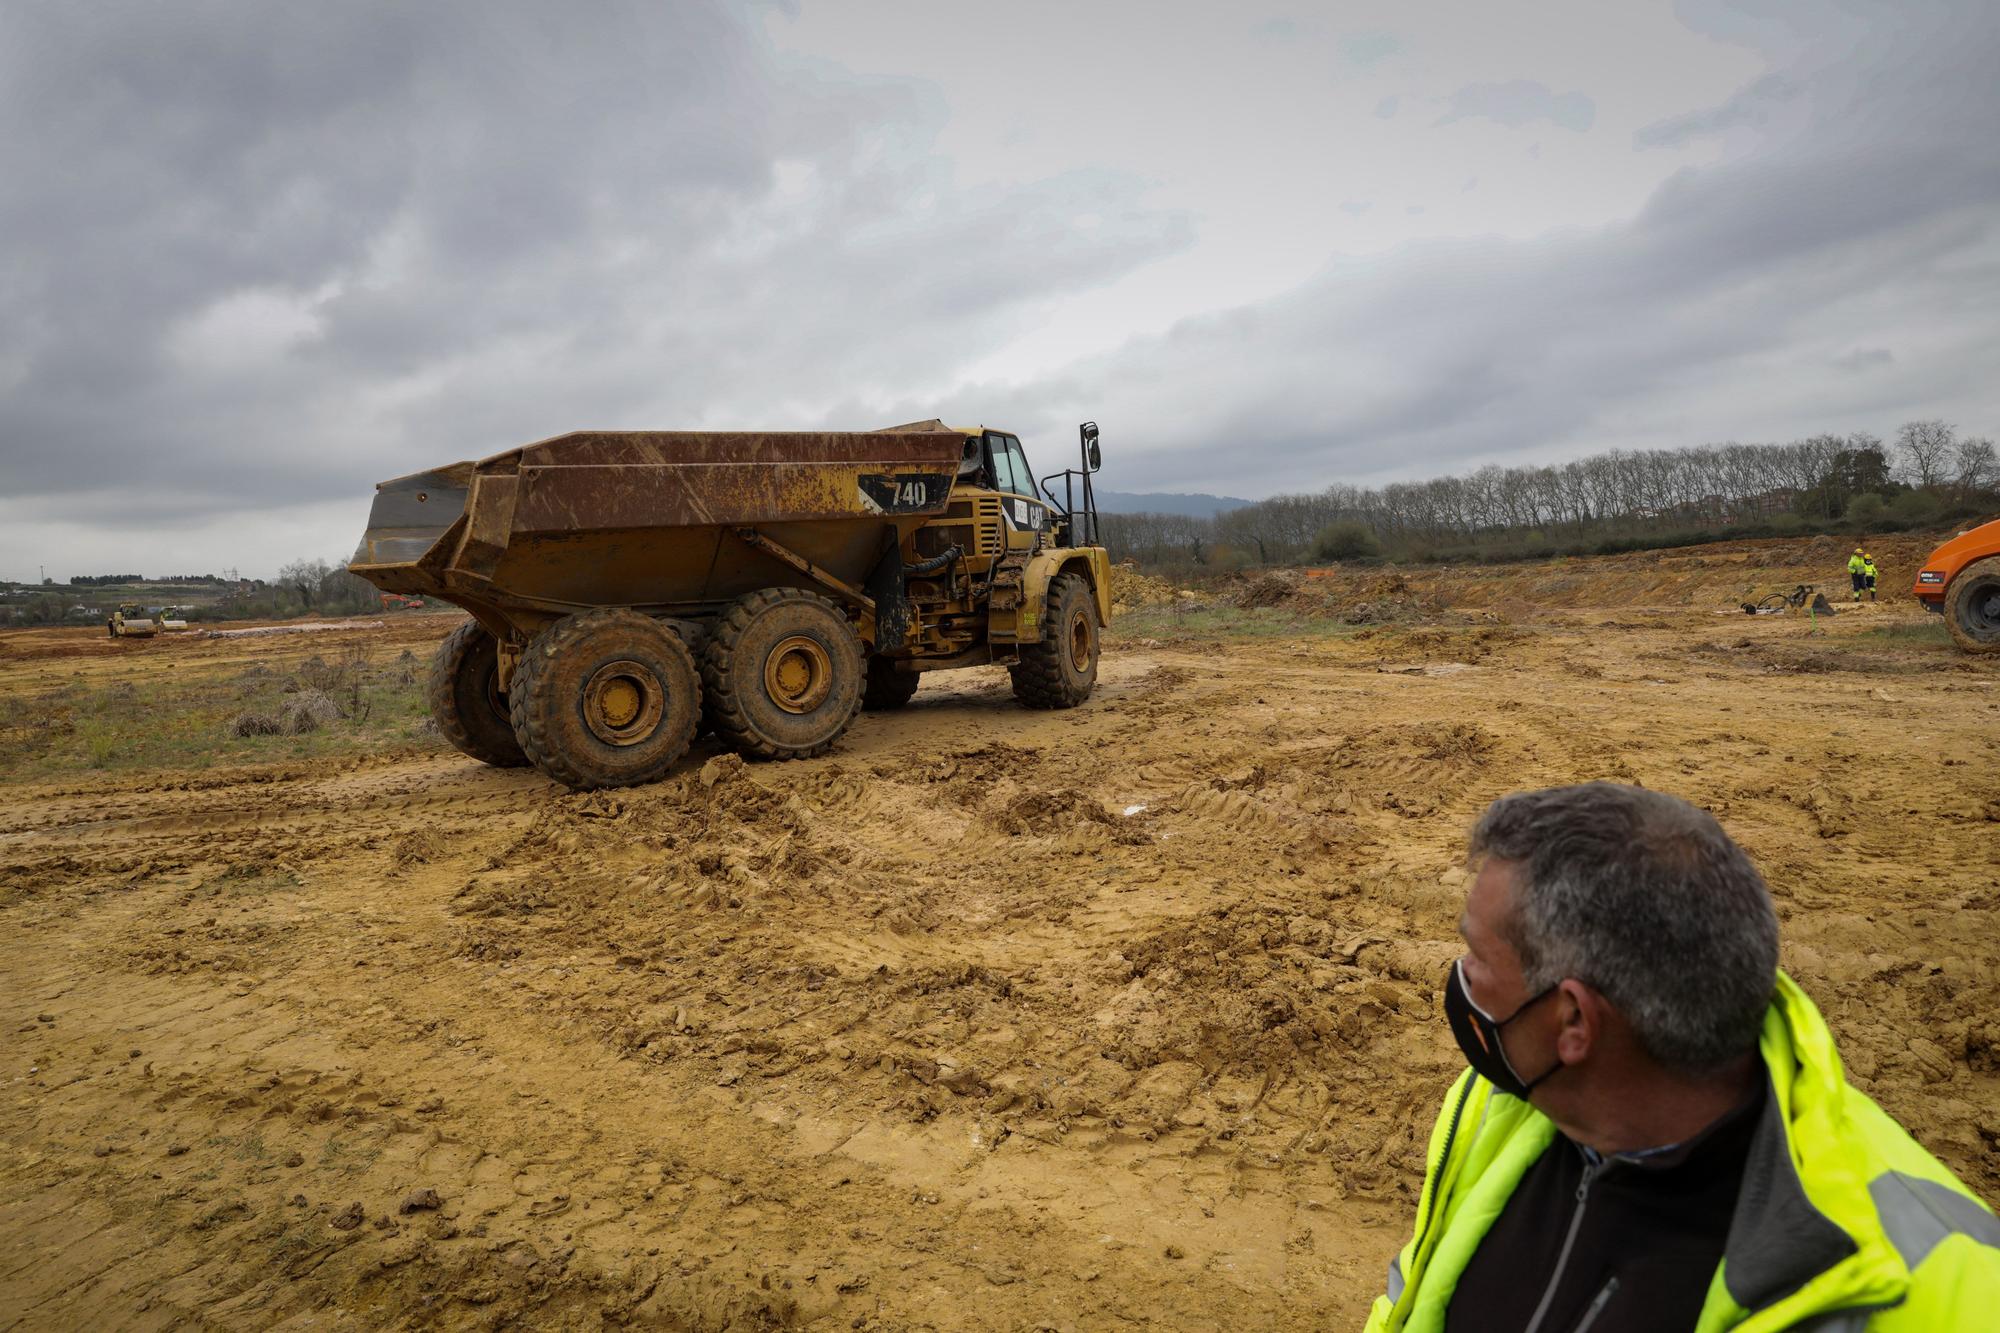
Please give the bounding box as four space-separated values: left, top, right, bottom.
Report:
1109 564 1181 609
1216 568 1448 624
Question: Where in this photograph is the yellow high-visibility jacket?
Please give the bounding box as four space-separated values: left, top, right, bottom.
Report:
1848 553 1869 575
1366 974 2000 1332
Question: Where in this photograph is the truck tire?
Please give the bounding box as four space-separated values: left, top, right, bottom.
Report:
862 657 921 711
509 609 701 789
702 589 863 759
1010 572 1098 709
1946 557 2000 654
661 619 715 735
428 619 528 768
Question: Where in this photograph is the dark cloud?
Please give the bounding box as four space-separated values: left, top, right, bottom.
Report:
0 2 1188 535
4 0 1997 575
1439 80 1596 132
975 0 2000 495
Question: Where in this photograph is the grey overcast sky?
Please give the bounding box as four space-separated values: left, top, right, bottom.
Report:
3 0 1997 580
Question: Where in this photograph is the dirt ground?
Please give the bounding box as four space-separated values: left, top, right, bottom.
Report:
4 535 1998 1330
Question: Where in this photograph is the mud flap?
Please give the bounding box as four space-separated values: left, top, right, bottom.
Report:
867 535 911 653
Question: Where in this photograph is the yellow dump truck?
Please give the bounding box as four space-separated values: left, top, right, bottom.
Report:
350 421 1111 789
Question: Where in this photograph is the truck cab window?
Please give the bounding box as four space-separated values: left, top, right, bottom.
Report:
986 434 1022 495
1004 436 1036 499
988 434 1034 498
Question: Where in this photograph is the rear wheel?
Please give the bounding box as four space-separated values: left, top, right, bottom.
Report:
509 610 701 789
1010 572 1098 709
428 619 528 767
702 589 863 759
1946 558 2000 654
862 657 921 711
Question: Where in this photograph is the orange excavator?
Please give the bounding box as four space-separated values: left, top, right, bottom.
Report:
379 593 426 612
1914 517 2000 653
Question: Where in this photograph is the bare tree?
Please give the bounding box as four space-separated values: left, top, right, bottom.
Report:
1951 437 1998 500
276 557 332 610
1105 415 1997 574
1894 420 1956 489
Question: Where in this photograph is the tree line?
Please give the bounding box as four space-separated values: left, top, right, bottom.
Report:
1101 420 1998 569
65 573 241 587
4 560 383 626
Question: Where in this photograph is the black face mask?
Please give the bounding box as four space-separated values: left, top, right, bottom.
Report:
1444 958 1563 1099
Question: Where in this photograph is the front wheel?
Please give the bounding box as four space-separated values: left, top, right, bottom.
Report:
862 657 922 711
1946 557 2000 654
509 610 701 789
1010 572 1098 709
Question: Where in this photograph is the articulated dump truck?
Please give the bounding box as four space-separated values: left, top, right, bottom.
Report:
350 420 1112 789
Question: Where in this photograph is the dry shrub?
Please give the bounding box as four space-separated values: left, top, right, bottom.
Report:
1224 570 1302 609
280 689 344 735
285 655 331 693
230 712 283 737
286 646 370 718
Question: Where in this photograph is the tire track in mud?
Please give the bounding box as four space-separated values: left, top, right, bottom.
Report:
4 841 1312 1330
0 754 528 840
4 605 1998 1329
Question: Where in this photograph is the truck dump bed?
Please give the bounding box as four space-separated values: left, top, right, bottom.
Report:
351 425 966 630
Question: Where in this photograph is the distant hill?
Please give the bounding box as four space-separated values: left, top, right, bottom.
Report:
1093 489 1253 519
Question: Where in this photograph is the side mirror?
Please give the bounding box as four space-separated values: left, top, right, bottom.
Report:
1080 421 1101 471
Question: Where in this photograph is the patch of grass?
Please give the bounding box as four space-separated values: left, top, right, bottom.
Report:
1849 620 1954 645
1110 605 1368 641
0 651 438 781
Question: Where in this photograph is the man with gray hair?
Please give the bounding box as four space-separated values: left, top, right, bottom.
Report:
1366 782 1999 1332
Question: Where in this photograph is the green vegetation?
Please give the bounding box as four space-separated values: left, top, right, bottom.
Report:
1849 619 1953 645
0 649 440 780
1311 521 1383 562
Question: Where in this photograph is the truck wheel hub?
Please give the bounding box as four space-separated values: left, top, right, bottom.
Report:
582 660 664 745
1068 612 1093 671
765 636 833 713
1972 586 2000 635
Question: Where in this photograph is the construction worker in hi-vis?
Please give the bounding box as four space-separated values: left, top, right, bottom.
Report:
1848 547 1868 601
1862 552 1879 602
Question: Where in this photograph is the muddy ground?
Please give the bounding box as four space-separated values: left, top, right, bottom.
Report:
3 535 1998 1330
